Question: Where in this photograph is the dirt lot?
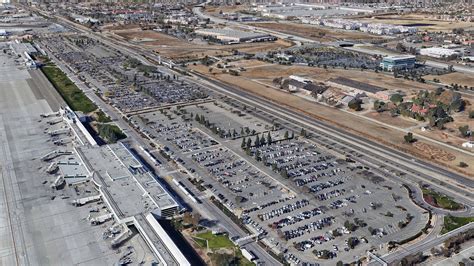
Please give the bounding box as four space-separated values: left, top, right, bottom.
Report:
365 111 418 128
425 72 474 88
230 60 436 92
414 112 474 149
204 5 249 15
248 22 387 42
357 13 474 32
102 23 142 31
111 28 293 60
189 63 474 178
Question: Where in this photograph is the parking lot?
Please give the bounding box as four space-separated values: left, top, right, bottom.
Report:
127 98 428 264
36 34 429 265
38 35 209 113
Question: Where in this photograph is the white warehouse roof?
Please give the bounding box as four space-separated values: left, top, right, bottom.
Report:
420 47 461 57
195 28 271 40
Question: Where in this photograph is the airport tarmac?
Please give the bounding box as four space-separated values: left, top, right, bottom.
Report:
0 49 139 265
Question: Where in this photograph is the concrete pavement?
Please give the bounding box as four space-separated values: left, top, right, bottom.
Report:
32 7 474 265
376 222 474 264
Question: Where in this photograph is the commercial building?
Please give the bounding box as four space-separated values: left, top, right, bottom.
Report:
308 18 418 35
419 47 461 58
380 55 416 71
194 28 275 44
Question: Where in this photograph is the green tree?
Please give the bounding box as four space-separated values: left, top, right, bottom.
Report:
284 130 289 139
246 138 252 148
348 98 363 111
373 100 386 112
255 135 260 147
458 125 470 137
272 163 277 171
210 253 239 266
97 124 126 143
267 132 272 144
404 132 416 143
390 94 404 105
280 168 288 178
300 128 306 137
241 137 246 148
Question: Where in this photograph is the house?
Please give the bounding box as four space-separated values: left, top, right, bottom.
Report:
411 104 429 115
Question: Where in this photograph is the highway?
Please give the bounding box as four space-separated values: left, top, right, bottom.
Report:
42 5 474 213
190 6 474 201
31 6 474 265
186 71 474 211
33 11 281 265
193 6 474 76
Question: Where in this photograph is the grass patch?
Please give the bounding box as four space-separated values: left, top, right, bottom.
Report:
422 188 463 210
192 231 253 266
194 231 234 249
41 60 125 144
41 65 97 113
193 237 208 249
97 124 126 143
441 216 474 234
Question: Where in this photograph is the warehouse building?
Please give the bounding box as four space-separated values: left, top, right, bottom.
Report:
194 28 276 44
419 47 461 58
380 55 416 71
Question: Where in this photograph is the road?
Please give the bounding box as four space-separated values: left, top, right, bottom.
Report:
31 6 474 264
194 6 474 76
345 46 474 75
190 7 474 206
132 145 281 265
192 6 310 45
34 13 281 266
372 222 474 265
42 5 474 214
